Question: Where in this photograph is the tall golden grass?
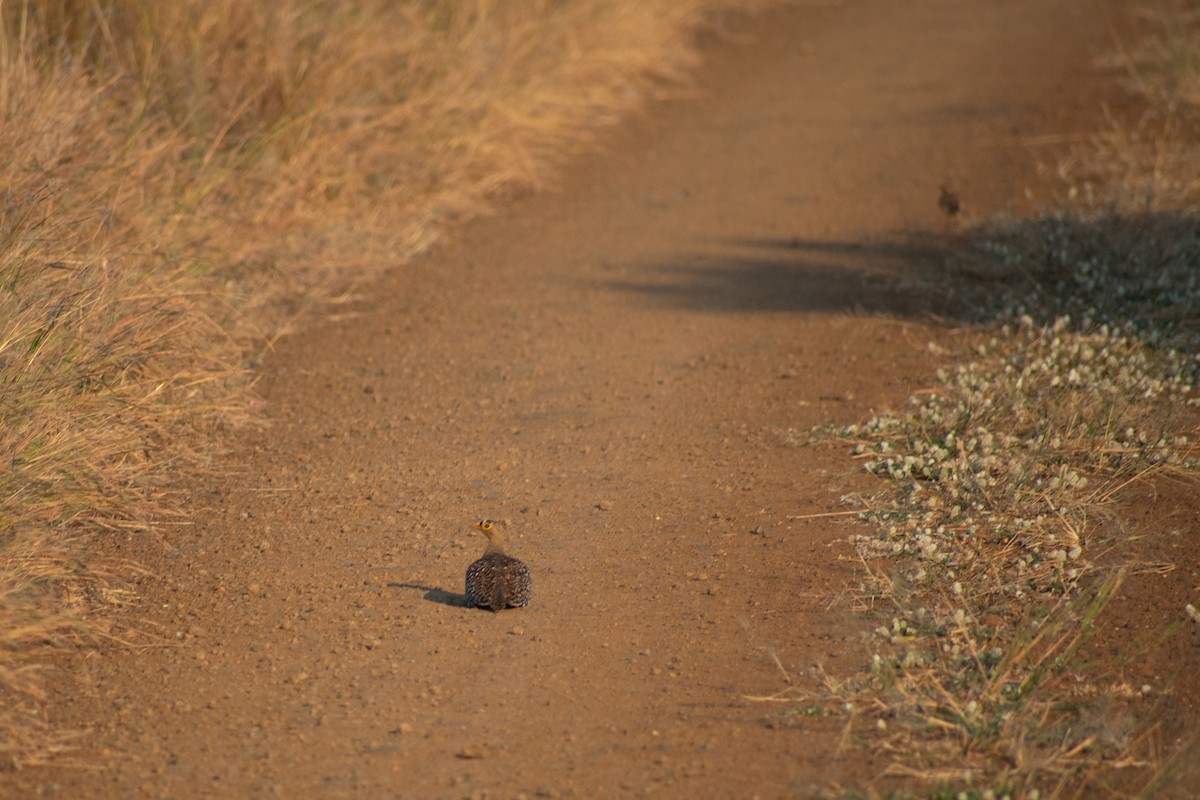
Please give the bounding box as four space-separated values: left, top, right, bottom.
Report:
0 0 773 766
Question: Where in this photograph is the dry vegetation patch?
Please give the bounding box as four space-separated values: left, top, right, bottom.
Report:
811 259 1200 795
791 3 1200 796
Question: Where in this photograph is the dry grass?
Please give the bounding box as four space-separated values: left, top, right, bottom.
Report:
0 45 248 766
787 3 1200 796
1069 0 1200 210
802 307 1199 794
12 0 768 316
1111 0 1200 113
0 0 774 767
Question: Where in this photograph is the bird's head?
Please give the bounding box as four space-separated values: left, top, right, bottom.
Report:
472 518 504 553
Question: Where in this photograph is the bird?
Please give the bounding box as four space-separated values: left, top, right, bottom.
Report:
938 184 961 217
465 519 531 612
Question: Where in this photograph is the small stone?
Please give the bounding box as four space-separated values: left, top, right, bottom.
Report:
456 745 489 760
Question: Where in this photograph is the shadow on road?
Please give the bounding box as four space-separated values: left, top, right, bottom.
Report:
599 211 1200 341
597 234 955 318
387 582 470 608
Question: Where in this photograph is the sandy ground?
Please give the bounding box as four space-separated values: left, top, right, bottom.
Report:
9 0 1168 797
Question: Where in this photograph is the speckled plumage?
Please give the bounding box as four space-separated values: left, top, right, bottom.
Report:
465 520 531 612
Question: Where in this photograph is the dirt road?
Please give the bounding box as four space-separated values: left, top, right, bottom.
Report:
13 0 1123 796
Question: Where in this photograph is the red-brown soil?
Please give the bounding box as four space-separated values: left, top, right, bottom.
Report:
13 0 1188 797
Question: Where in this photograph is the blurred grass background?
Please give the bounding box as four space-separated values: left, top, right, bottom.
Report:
0 0 773 765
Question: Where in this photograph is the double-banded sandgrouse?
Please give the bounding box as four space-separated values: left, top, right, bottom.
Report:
465 519 531 612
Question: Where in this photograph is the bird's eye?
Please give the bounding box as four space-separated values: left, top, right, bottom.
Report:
480 520 492 530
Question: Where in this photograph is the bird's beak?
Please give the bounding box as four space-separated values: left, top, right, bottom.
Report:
471 521 483 530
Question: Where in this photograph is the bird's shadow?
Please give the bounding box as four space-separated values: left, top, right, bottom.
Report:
388 582 470 608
